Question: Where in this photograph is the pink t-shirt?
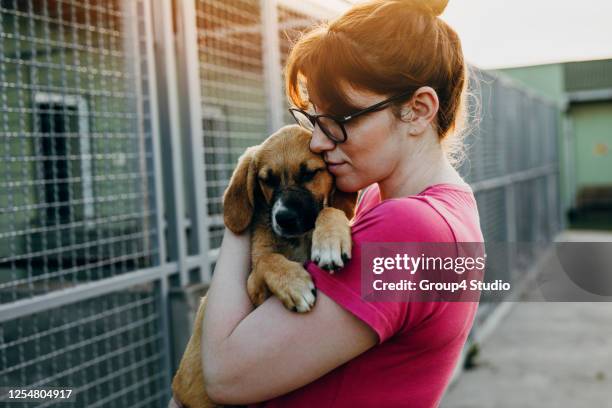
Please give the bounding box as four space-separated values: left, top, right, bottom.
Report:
250 183 483 408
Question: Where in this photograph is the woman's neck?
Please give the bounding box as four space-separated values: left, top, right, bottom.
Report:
377 134 467 201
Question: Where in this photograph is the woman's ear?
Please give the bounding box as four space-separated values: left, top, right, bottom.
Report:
404 86 439 135
328 187 358 221
223 145 259 233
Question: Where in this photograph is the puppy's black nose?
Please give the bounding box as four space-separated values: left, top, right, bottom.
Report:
275 208 299 230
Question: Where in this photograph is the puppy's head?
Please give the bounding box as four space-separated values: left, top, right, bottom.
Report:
223 125 357 236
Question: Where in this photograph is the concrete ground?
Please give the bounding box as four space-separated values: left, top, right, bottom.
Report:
440 231 612 408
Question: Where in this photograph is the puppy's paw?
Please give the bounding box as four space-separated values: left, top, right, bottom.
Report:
266 264 316 313
311 208 352 273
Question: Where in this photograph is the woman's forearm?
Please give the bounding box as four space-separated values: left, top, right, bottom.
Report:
201 227 253 387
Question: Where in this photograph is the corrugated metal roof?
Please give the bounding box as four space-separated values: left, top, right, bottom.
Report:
564 59 612 92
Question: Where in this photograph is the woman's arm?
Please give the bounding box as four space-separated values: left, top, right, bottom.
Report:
200 227 253 350
201 227 378 405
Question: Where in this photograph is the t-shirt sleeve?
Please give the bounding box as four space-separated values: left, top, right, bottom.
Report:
304 198 454 344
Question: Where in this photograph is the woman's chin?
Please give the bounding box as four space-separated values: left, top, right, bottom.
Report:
334 176 363 194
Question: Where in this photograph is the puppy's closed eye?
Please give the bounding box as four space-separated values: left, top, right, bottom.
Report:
299 166 324 183
259 169 280 187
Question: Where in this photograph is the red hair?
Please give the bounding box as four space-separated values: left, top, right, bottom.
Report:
285 0 469 152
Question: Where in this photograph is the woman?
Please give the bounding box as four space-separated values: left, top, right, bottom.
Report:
201 0 483 407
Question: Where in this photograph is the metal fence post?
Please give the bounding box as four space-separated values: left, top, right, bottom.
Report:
261 0 285 134
141 0 174 401
505 181 517 277
151 0 189 285
157 277 174 403
140 0 167 268
176 0 212 283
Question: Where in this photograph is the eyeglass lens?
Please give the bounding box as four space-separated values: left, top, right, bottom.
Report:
290 110 314 131
291 110 345 143
317 116 344 142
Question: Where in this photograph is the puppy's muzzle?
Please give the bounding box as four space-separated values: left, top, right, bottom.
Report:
271 186 321 237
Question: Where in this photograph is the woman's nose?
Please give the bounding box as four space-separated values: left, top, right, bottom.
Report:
309 126 336 154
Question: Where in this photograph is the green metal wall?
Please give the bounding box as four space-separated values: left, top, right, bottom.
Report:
498 61 612 216
569 102 612 187
495 63 566 104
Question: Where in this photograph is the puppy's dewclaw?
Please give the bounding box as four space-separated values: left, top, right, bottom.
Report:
247 272 269 307
311 207 352 272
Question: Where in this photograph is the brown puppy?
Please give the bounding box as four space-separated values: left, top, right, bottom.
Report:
171 125 357 407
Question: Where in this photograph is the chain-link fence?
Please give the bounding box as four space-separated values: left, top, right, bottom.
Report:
0 1 562 407
0 1 169 406
196 0 270 251
464 70 561 306
0 0 158 302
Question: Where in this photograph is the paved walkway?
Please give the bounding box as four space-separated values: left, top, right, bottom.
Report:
440 231 612 408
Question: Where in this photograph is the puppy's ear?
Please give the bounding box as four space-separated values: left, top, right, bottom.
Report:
223 146 259 233
328 187 358 221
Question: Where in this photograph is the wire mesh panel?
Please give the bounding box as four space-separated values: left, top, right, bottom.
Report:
551 173 562 234
535 176 549 243
0 0 159 303
548 106 559 165
514 179 536 267
497 85 521 175
462 70 494 183
195 0 270 250
458 72 483 183
464 68 562 290
474 187 509 300
475 187 507 243
277 4 318 125
490 77 513 176
479 73 504 181
525 96 542 170
0 284 166 408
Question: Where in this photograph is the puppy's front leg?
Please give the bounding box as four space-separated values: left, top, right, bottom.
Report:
311 207 352 272
248 253 316 313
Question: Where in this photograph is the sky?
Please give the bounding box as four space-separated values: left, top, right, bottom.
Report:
439 0 612 69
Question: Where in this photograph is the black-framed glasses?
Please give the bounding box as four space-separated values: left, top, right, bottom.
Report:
288 89 415 144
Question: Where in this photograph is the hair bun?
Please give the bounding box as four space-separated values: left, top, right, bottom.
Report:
402 0 449 17
429 0 449 16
